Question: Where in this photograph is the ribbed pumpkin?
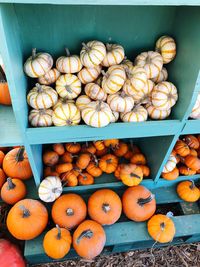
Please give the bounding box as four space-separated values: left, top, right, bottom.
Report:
174 140 190 157
85 83 107 101
184 155 200 171
177 181 200 202
146 104 171 120
27 83 58 109
132 79 154 104
76 153 91 169
155 36 176 64
76 95 91 110
78 172 94 185
101 43 125 67
151 67 168 83
86 162 102 177
99 154 118 173
113 142 128 157
190 93 200 119
130 153 147 165
24 48 53 78
43 150 59 166
182 135 199 150
0 67 11 105
29 109 53 127
107 91 134 113
120 105 148 122
110 111 119 122
78 65 102 84
65 143 81 154
3 147 32 180
38 68 61 85
53 98 75 110
122 185 156 222
161 167 179 180
53 143 65 155
56 74 81 99
61 171 78 187
162 154 177 173
93 140 105 151
179 166 196 176
88 189 122 225
119 164 143 186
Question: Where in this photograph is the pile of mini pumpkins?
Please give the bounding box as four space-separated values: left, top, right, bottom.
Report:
190 92 200 119
161 135 200 180
24 35 178 128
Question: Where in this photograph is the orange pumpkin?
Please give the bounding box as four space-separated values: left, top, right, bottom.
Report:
177 181 200 202
86 162 102 177
52 194 87 229
52 143 65 155
161 167 179 180
1 178 26 205
76 153 91 169
43 166 59 177
119 164 143 186
55 163 73 174
60 151 74 163
189 149 198 157
184 155 200 171
130 153 147 165
179 166 196 176
104 139 119 148
139 165 150 177
65 143 81 154
78 172 94 185
3 147 32 180
88 189 122 225
0 168 6 189
113 142 128 157
43 225 72 260
0 150 5 167
114 164 125 180
81 143 96 154
174 140 190 157
43 150 59 166
95 147 108 157
124 150 134 160
182 135 199 150
122 185 156 222
60 171 78 187
99 154 118 173
93 141 105 151
0 69 12 105
73 220 106 259
7 199 48 240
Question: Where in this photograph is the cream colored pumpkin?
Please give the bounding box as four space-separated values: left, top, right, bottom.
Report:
80 40 106 68
56 74 81 99
27 83 58 109
133 80 154 104
123 66 148 96
102 65 126 94
29 109 53 127
110 111 119 123
81 101 113 127
135 51 163 79
151 81 178 110
121 58 133 69
38 68 61 85
76 95 91 111
155 36 176 64
146 104 171 120
38 176 62 203
78 65 102 84
120 105 148 122
53 98 75 111
52 102 81 126
107 91 134 113
190 93 200 119
56 48 82 74
85 83 107 101
101 43 125 67
24 48 53 78
151 67 168 83
162 155 177 173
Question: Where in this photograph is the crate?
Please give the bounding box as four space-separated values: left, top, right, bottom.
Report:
0 0 200 265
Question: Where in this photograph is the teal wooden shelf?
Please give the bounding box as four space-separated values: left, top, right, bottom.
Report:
182 120 200 134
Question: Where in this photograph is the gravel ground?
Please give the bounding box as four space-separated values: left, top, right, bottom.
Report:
33 243 200 267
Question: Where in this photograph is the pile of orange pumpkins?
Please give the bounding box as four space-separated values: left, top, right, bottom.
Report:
162 135 200 180
24 36 178 128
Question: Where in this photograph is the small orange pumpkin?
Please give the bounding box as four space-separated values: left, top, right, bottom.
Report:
95 147 108 157
0 150 5 167
161 167 179 180
174 140 190 157
65 143 81 154
60 151 74 163
130 153 147 165
104 139 119 148
182 135 199 150
114 164 125 180
0 168 6 189
43 150 59 166
81 143 96 154
179 166 196 176
0 67 12 105
99 154 118 173
119 164 143 186
93 141 105 151
139 165 150 177
184 155 200 171
78 172 94 185
76 153 91 169
60 171 78 187
86 162 102 177
52 143 65 155
124 150 134 160
113 142 128 157
189 149 198 157
55 163 73 174
43 166 59 177
177 181 200 202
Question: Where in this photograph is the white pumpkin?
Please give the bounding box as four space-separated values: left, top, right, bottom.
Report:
120 105 148 122
78 65 102 84
102 65 126 94
53 98 75 111
121 58 134 69
52 102 81 126
146 103 171 120
29 109 53 127
107 91 134 113
38 68 61 85
162 155 177 173
81 101 113 127
155 36 176 64
38 176 62 203
85 83 107 101
151 67 168 83
27 83 58 109
151 81 178 110
24 48 53 78
123 66 147 96
133 80 154 104
76 95 91 110
190 93 200 119
56 48 83 74
80 40 106 68
135 51 163 79
101 43 125 67
110 111 119 123
56 74 81 99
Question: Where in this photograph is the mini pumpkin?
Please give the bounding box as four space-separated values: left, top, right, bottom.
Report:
76 95 91 110
86 162 102 177
99 154 118 173
140 165 150 177
130 153 147 165
151 67 168 83
65 142 81 154
174 140 190 157
179 166 196 176
119 164 143 186
56 74 81 99
120 105 148 122
113 142 128 157
43 166 59 177
43 150 59 166
78 172 94 185
146 104 171 120
29 109 53 127
155 36 176 64
190 93 200 119
93 141 105 151
184 155 200 171
76 153 91 169
0 150 5 167
38 176 62 203
78 65 102 84
161 167 179 180
107 91 134 113
81 142 96 154
55 163 73 174
0 67 11 105
162 154 177 173
177 181 200 202
85 83 107 101
52 97 75 110
61 171 78 187
182 135 199 150
132 79 154 104
104 139 119 148
38 68 61 85
53 143 65 155
102 43 125 67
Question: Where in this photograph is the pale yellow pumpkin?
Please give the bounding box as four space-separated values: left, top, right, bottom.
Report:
120 58 134 69
151 67 168 83
132 80 154 104
120 105 148 122
78 65 102 84
76 95 91 111
110 111 119 123
53 98 75 111
102 43 125 67
38 68 61 85
38 176 62 203
56 74 81 99
107 91 134 113
29 109 53 127
190 93 200 119
155 36 176 64
85 83 107 101
162 154 177 173
146 103 171 120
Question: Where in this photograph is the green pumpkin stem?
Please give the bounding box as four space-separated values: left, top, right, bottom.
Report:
138 194 155 206
19 205 30 218
77 229 93 244
65 48 70 56
7 178 16 190
16 147 25 162
32 48 37 59
82 42 90 51
56 224 61 240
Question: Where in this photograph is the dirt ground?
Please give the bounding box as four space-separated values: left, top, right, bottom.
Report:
33 243 200 267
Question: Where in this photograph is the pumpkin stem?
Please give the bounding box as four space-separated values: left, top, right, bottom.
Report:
56 224 61 240
137 194 155 206
65 86 73 93
32 48 37 59
65 48 70 56
160 222 165 231
189 180 195 190
19 205 30 218
82 42 90 51
16 147 25 162
7 178 16 190
102 203 111 213
120 91 126 98
96 101 103 112
36 83 43 92
52 187 62 194
77 229 93 244
66 208 74 216
0 65 6 82
106 43 112 51
66 119 73 125
91 154 98 165
106 158 112 164
130 172 141 179
125 67 132 79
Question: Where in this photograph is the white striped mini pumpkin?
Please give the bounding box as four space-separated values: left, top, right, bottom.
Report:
78 65 102 84
102 65 126 94
85 83 107 101
81 101 113 127
155 36 176 64
120 105 148 122
29 109 53 127
52 102 81 126
121 58 134 69
107 91 134 113
56 74 81 99
56 48 83 74
27 83 58 109
123 66 147 96
190 93 200 119
133 80 154 104
76 95 91 110
101 43 125 67
24 48 53 78
162 154 177 173
151 67 168 83
135 51 163 79
146 103 171 120
38 68 61 85
110 111 119 123
53 98 75 111
38 176 62 203
80 40 106 68
151 81 178 110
